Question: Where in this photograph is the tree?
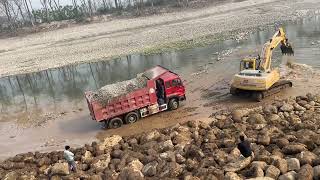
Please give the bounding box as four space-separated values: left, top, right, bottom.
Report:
40 0 49 22
114 0 118 9
23 0 34 25
0 0 12 25
12 0 25 22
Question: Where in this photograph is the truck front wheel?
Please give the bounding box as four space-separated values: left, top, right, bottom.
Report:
125 112 139 124
109 118 123 129
168 98 179 110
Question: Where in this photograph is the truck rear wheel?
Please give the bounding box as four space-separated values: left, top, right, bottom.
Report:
168 98 179 110
109 118 123 129
125 112 139 124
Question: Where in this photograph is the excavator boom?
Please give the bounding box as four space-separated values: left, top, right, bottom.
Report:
260 28 294 71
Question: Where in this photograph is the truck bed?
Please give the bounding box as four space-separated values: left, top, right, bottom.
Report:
85 80 157 122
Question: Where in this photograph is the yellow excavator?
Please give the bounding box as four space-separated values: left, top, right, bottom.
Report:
230 27 294 101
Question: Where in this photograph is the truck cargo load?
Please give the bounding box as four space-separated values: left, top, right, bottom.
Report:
92 75 148 106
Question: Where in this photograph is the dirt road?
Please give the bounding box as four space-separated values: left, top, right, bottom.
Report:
0 0 320 77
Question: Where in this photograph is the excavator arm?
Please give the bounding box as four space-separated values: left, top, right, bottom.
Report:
259 28 294 72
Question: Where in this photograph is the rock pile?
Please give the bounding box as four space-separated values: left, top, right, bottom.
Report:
1 93 320 179
92 75 148 106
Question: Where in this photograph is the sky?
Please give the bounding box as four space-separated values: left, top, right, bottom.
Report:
30 0 75 9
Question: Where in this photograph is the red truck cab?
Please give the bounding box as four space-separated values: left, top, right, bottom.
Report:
85 65 186 128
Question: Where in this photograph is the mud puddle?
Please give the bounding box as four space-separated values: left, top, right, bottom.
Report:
1 15 320 158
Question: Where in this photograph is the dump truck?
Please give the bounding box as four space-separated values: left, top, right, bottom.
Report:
85 65 186 128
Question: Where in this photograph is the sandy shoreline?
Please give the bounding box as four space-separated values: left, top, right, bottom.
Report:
0 0 319 78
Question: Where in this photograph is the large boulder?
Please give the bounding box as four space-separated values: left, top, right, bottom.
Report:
141 130 161 143
82 150 93 164
265 165 280 179
257 134 270 146
297 164 313 180
3 171 19 180
296 151 317 165
225 172 242 180
142 161 158 177
293 103 306 111
232 109 249 122
159 140 174 152
286 158 300 171
159 151 175 162
278 171 297 180
282 144 307 155
175 153 186 164
91 154 111 172
272 158 288 174
50 163 69 176
172 126 192 146
98 135 122 151
119 167 144 180
111 149 123 159
18 174 36 180
36 157 51 167
288 114 301 124
128 159 143 172
280 103 294 112
274 138 290 149
266 114 281 123
251 161 267 171
250 166 264 177
247 113 266 124
313 165 320 179
297 100 308 106
224 156 252 172
159 162 183 178
263 104 278 115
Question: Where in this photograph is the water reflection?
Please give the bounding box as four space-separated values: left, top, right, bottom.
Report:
0 40 236 122
0 15 319 123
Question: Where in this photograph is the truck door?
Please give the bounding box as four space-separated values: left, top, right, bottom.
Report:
165 78 184 100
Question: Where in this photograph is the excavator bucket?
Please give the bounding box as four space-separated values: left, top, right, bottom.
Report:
280 44 294 56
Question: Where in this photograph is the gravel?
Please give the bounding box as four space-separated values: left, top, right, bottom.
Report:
0 0 319 77
92 75 148 106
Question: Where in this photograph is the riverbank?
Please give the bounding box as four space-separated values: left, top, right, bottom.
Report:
0 0 320 78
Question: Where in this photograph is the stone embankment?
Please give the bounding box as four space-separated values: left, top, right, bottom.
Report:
2 93 320 180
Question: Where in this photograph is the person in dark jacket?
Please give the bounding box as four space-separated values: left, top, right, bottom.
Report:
156 79 165 105
237 135 253 158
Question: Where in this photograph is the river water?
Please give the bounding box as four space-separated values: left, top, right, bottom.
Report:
1 15 319 125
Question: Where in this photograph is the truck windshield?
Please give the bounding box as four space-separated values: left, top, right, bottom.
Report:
172 79 182 86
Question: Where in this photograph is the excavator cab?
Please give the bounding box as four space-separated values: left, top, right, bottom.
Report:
240 57 260 71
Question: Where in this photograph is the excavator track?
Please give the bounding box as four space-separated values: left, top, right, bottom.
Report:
230 80 293 101
254 80 292 101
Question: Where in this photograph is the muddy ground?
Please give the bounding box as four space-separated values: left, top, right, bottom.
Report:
0 0 320 77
